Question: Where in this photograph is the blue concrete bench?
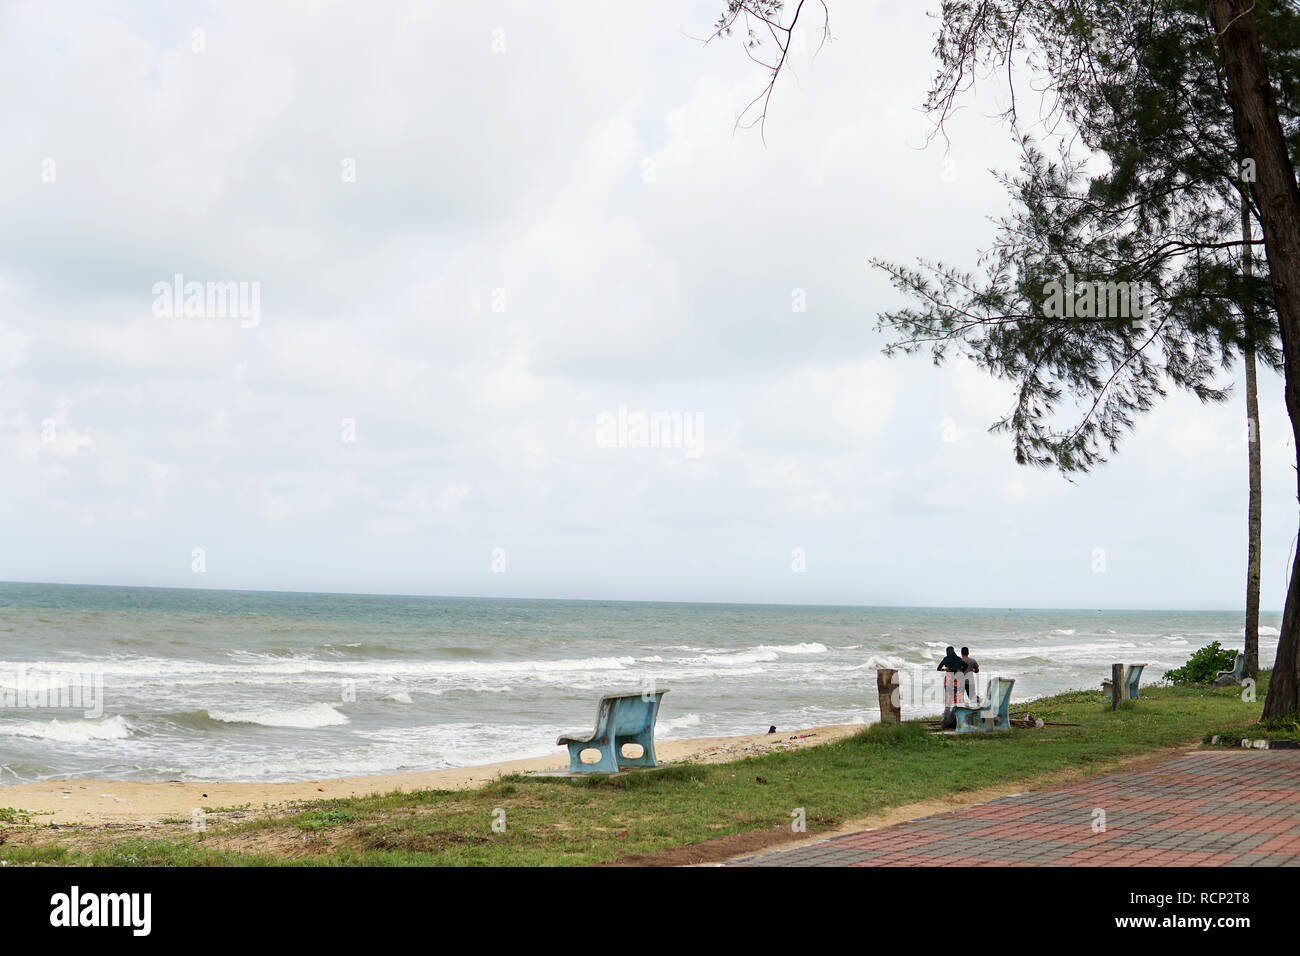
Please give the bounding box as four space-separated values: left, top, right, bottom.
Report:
953 677 1014 733
1213 653 1245 686
1102 663 1146 700
557 690 669 773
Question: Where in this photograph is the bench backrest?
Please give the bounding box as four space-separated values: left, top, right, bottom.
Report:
983 677 1014 717
603 692 666 736
1125 664 1145 690
1231 654 1245 678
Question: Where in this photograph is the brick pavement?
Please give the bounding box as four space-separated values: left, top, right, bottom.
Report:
728 750 1300 867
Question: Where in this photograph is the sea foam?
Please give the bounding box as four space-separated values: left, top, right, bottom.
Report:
207 702 349 729
0 714 131 743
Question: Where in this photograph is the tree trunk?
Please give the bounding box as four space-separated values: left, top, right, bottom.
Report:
1209 0 1300 718
1243 193 1261 682
877 668 901 723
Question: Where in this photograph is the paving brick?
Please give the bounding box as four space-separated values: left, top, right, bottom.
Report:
727 751 1300 868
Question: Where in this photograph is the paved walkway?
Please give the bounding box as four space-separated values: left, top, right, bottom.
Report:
729 750 1300 867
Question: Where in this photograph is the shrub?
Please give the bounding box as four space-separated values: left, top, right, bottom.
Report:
1203 711 1299 746
1258 711 1300 735
1163 641 1239 685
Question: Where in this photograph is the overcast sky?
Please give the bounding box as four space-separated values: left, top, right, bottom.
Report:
0 0 1293 610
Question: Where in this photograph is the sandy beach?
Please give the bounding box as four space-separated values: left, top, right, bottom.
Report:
0 723 865 826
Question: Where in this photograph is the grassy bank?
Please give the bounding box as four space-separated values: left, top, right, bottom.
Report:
1 676 1273 866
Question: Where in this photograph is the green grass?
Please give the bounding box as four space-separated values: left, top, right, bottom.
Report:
293 806 361 831
0 675 1275 867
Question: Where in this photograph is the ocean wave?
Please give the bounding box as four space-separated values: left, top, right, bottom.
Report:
0 714 131 743
0 653 642 684
619 664 772 683
415 684 513 697
1050 629 1077 636
691 642 828 666
177 724 555 781
978 641 1138 659
657 713 702 735
866 653 911 669
697 649 780 665
222 652 640 678
316 641 428 659
206 703 349 729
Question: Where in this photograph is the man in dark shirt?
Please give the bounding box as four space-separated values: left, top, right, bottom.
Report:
961 646 980 703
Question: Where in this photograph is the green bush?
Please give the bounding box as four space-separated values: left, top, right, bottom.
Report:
1258 711 1300 735
1163 641 1239 685
1203 709 1299 746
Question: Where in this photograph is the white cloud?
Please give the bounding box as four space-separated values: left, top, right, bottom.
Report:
0 1 1289 611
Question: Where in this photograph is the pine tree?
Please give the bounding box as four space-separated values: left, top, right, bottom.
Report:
711 0 1300 712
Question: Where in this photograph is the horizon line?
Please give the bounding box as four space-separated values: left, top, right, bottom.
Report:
0 579 1277 616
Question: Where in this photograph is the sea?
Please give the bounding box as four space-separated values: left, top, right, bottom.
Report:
0 581 1280 784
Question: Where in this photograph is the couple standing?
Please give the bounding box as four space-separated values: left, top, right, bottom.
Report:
937 645 980 729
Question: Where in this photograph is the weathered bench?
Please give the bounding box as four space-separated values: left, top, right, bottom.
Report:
556 690 669 773
1102 663 1146 700
1214 653 1245 686
953 677 1014 733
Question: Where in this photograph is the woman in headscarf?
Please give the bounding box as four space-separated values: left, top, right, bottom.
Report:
937 646 966 674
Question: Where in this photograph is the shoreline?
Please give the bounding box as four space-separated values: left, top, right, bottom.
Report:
0 723 866 826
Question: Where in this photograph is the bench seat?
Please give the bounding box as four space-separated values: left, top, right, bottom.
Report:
953 677 1014 733
557 690 669 773
1214 653 1245 686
